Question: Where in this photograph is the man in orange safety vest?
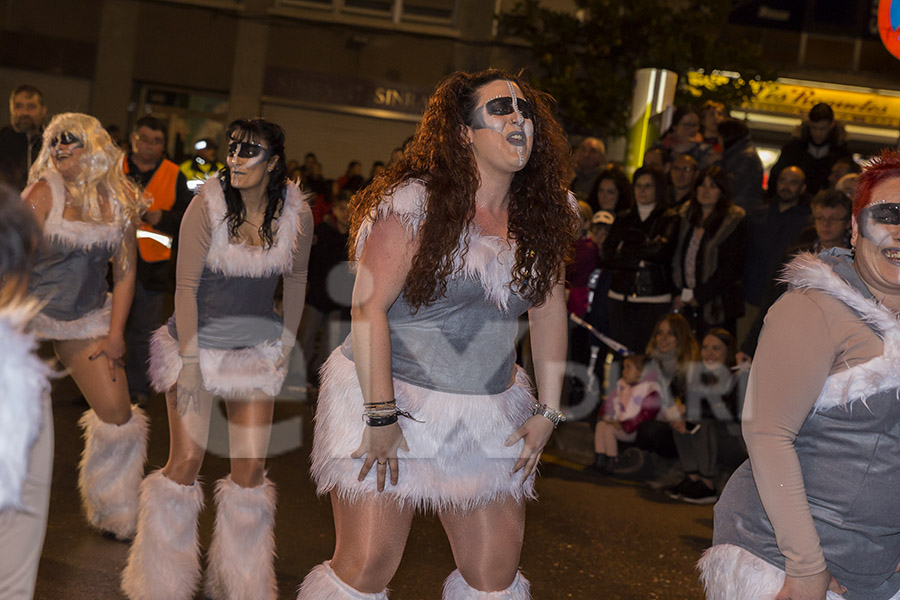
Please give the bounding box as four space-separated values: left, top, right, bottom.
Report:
123 115 192 403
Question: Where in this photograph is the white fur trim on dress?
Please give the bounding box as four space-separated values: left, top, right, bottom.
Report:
42 171 124 250
443 569 531 600
354 179 523 312
781 252 900 411
203 177 309 278
205 476 277 600
698 544 850 600
77 405 149 540
148 324 284 398
30 293 112 341
121 470 205 600
296 561 388 600
310 349 537 512
0 302 52 511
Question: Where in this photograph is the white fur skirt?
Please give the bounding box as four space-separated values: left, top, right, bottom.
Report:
698 544 900 600
310 349 537 512
30 294 111 341
148 325 284 399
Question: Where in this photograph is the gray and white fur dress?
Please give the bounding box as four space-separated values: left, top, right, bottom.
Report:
123 178 310 600
699 250 900 600
26 170 148 541
310 179 537 511
148 177 309 398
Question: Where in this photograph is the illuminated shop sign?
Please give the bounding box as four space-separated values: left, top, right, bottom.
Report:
686 72 900 129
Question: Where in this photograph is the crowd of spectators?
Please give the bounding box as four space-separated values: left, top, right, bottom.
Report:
568 100 860 503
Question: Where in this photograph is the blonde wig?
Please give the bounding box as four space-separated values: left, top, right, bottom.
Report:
29 113 144 225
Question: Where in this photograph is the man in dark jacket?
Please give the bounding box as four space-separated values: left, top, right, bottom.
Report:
768 103 851 196
0 85 46 190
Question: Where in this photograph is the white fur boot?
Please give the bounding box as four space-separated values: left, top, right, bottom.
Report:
77 405 149 540
121 470 205 600
205 476 278 600
296 561 388 600
442 569 531 600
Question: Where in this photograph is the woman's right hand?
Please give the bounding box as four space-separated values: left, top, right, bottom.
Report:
776 570 845 600
175 362 203 416
351 422 409 492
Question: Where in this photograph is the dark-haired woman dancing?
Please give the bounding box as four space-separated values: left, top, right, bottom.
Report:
122 118 312 600
296 70 578 599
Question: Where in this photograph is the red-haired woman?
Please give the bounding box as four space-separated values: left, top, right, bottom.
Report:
297 70 578 599
701 150 900 599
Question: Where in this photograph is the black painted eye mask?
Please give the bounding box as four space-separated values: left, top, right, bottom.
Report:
866 203 900 226
50 131 82 147
484 97 534 121
228 141 268 159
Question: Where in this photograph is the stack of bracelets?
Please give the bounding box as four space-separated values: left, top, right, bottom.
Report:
363 401 418 427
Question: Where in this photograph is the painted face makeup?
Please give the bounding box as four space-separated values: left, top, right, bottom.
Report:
854 180 900 289
227 137 272 190
51 131 85 178
470 80 535 168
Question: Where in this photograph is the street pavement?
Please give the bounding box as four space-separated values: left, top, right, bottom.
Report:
34 384 711 600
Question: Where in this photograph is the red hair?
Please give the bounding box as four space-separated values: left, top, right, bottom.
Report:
853 149 900 217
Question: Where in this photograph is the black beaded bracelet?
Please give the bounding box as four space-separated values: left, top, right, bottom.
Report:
365 413 399 427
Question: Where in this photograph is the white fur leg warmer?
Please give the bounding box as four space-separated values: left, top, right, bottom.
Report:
77 405 148 539
442 570 531 600
205 476 278 600
697 544 848 600
296 561 388 600
121 471 205 600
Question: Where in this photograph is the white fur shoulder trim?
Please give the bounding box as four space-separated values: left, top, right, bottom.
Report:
204 178 309 277
354 179 427 259
782 252 900 411
41 172 123 251
0 301 51 510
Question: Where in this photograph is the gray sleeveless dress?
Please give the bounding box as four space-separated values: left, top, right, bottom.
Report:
148 179 307 399
28 172 124 340
700 250 900 600
310 180 539 511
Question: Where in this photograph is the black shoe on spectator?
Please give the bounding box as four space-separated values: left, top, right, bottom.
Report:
679 480 718 505
610 447 644 475
665 477 695 500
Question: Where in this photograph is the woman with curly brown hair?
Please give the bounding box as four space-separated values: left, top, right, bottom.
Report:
297 69 579 599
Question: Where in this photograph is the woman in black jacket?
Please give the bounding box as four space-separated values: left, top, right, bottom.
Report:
602 166 679 353
671 164 747 337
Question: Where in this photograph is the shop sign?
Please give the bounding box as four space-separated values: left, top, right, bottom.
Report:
686 72 900 128
263 66 430 118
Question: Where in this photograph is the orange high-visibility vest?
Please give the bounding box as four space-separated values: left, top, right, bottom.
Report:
124 158 179 263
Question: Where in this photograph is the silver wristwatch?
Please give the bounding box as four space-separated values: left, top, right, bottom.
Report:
533 403 566 428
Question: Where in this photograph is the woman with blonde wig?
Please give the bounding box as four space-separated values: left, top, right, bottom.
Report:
296 69 579 599
23 113 147 541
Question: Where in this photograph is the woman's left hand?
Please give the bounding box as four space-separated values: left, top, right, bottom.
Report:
89 334 126 382
506 415 555 481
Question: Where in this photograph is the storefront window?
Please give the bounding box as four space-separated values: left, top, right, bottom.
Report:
276 0 458 26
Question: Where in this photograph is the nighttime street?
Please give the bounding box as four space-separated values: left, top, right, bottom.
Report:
34 383 710 600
